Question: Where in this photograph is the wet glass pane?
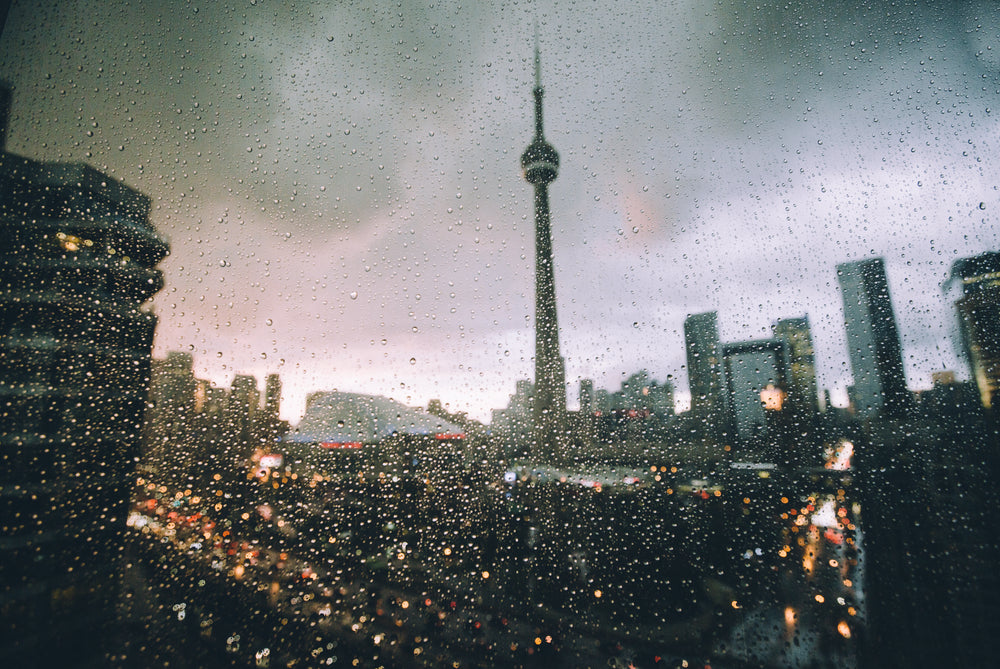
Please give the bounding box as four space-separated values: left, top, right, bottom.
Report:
2 1 999 667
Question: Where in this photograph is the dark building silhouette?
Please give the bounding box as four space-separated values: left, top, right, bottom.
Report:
950 251 1000 409
521 46 566 460
228 373 259 445
0 94 168 665
684 311 728 434
146 351 197 453
721 339 788 442
605 370 673 419
264 373 281 423
0 82 9 150
837 258 911 418
858 401 1000 668
772 316 820 421
492 378 535 452
915 370 981 417
144 352 249 481
259 372 288 443
578 378 595 414
585 371 675 446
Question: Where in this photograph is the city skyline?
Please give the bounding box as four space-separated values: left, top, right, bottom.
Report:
152 249 964 428
2 1 999 422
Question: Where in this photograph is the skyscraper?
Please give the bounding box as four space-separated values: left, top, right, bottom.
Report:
146 351 197 450
261 372 285 442
772 316 820 420
0 92 168 664
229 373 259 444
837 258 911 418
684 312 728 434
578 378 595 415
264 373 282 422
521 45 566 460
950 251 1000 409
721 339 788 441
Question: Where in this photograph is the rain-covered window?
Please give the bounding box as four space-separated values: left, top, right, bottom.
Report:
2 2 999 668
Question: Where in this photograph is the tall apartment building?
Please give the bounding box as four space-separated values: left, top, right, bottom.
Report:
721 339 788 441
772 316 820 420
0 92 168 665
950 251 1000 409
837 258 911 418
684 311 729 435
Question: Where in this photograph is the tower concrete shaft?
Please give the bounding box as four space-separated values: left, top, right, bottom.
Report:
520 48 566 459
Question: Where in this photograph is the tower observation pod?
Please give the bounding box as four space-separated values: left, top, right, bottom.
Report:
521 44 567 462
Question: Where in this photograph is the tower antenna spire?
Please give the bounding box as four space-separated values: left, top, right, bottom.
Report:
534 24 542 90
531 27 546 139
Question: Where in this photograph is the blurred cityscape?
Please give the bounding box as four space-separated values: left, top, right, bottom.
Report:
4 38 1000 669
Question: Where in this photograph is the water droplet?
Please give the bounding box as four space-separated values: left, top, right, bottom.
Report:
349 291 358 300
265 318 273 326
632 226 639 233
979 202 986 210
409 357 416 365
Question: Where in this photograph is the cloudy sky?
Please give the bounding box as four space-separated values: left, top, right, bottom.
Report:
3 0 1000 422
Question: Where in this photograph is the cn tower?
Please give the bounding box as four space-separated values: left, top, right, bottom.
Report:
521 44 567 460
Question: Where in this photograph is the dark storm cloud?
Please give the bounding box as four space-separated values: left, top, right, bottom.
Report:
2 0 998 419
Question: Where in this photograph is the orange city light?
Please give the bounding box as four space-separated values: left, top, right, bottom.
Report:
761 384 786 411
